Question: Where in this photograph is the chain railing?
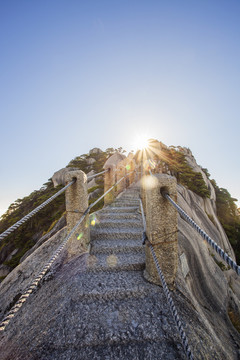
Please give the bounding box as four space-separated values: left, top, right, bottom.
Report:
0 180 75 242
87 169 108 181
163 191 240 276
0 171 131 332
139 197 194 360
0 169 114 243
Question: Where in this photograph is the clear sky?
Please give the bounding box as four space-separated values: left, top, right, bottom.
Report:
0 0 240 216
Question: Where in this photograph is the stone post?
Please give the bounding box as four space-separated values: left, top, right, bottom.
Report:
117 161 126 195
65 170 89 258
140 175 148 214
103 166 116 205
135 164 139 182
128 160 135 185
144 174 178 289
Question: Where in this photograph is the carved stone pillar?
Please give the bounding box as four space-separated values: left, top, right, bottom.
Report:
144 174 178 289
65 170 89 258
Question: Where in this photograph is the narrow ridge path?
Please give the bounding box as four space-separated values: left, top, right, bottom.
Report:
0 182 186 360
70 182 186 359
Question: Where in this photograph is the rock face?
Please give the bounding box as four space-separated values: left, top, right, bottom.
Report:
0 265 11 278
51 167 77 187
87 178 97 189
88 188 101 200
89 147 103 155
86 170 95 178
86 157 96 165
0 152 240 359
20 215 66 263
0 227 67 327
182 147 216 203
103 152 126 169
176 183 240 359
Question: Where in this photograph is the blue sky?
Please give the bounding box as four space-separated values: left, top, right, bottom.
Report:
0 0 240 216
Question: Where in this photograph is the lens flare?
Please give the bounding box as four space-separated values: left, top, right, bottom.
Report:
89 214 98 227
126 164 131 171
132 134 150 152
87 255 98 267
141 175 158 190
77 233 83 240
106 254 118 267
148 159 156 169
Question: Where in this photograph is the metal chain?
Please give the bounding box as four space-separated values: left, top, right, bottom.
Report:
0 165 131 243
139 198 194 360
148 243 194 360
87 169 108 181
0 180 75 242
165 193 240 276
0 233 68 332
139 197 147 244
0 174 130 332
88 175 126 211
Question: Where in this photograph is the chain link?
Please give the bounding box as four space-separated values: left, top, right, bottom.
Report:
0 180 75 242
139 198 194 360
165 193 240 276
0 174 130 332
87 169 108 181
148 243 194 360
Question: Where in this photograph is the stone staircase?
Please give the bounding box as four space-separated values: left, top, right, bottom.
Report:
0 182 187 360
71 183 186 359
89 186 145 272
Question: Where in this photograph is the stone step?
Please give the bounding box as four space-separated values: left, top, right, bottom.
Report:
69 270 158 302
101 206 139 214
86 252 145 272
67 340 183 360
43 289 184 359
93 218 143 229
91 238 144 254
91 228 142 241
113 198 139 204
97 212 142 221
111 203 139 208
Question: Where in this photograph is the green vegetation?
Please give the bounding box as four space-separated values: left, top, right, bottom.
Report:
0 147 125 271
210 179 240 263
1 141 239 275
214 259 230 271
160 147 210 198
206 213 215 225
0 181 66 269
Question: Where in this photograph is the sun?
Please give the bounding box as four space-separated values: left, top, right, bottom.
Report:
132 134 150 152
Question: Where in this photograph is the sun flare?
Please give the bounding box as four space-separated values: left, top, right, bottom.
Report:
132 134 150 152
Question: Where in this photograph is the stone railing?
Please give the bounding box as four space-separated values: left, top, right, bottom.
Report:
140 173 178 288
64 154 177 288
64 152 141 258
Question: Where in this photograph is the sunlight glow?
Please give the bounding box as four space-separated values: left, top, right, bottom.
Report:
132 134 150 152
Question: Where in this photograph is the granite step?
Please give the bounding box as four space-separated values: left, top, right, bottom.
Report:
93 218 143 230
113 199 139 204
86 252 145 272
42 289 185 359
91 238 144 254
69 270 159 302
97 212 142 221
91 228 142 241
100 206 139 214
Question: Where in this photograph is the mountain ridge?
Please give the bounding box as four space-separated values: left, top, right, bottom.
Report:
0 140 240 358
